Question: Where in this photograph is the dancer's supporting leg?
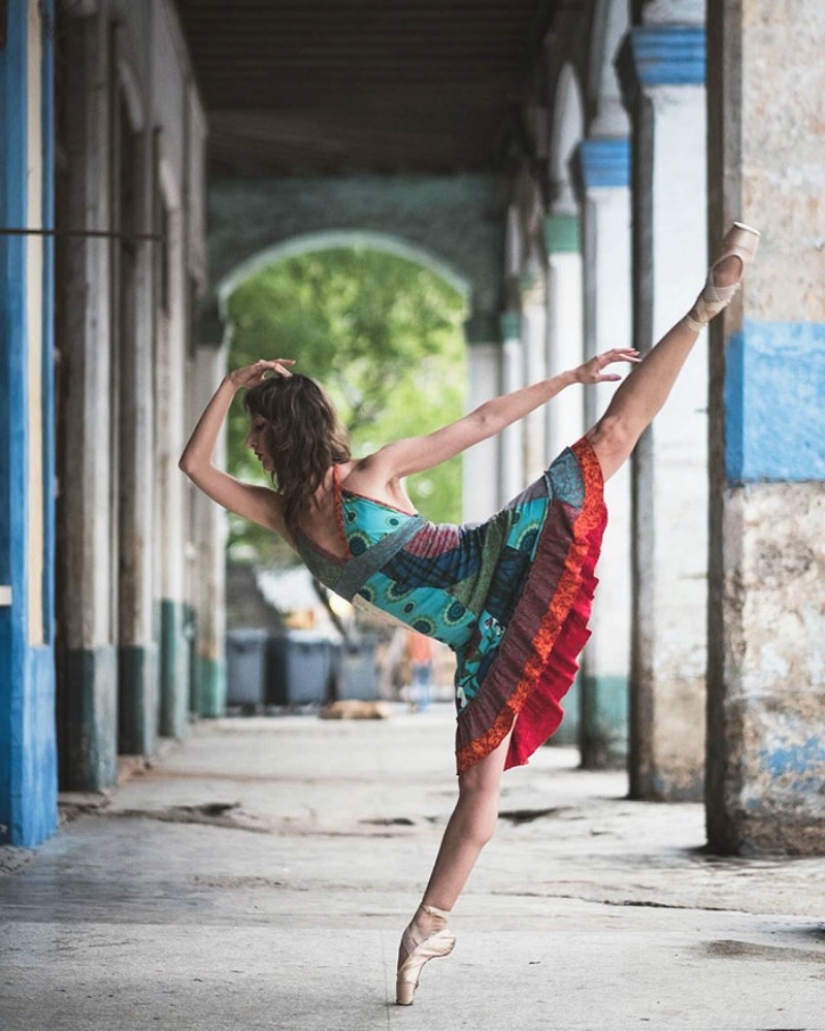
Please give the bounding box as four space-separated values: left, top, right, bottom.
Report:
421 727 513 910
395 726 513 1002
587 223 759 481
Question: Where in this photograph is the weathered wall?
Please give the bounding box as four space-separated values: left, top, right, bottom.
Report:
55 0 207 789
706 0 825 853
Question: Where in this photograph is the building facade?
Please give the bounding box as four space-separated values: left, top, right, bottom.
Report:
1 0 220 847
3 0 823 856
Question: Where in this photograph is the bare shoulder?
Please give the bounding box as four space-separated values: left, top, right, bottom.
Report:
338 452 416 513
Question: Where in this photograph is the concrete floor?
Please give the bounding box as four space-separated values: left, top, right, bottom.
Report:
1 705 824 1030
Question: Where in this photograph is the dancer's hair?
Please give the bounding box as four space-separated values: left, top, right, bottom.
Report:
243 373 351 535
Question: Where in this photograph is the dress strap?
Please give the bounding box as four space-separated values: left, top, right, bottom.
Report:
331 463 350 558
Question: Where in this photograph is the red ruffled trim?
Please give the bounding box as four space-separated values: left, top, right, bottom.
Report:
455 437 607 774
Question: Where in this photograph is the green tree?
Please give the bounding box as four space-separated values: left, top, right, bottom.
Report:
225 247 468 563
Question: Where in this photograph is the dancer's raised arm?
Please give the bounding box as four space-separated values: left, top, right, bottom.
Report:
367 348 639 480
179 359 294 534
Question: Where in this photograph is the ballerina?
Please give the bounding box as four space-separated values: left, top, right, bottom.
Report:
180 222 759 1005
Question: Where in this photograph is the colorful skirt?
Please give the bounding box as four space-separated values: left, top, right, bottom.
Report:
455 437 606 773
295 437 607 775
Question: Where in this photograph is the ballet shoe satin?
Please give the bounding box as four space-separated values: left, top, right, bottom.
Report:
683 221 760 331
395 903 456 1006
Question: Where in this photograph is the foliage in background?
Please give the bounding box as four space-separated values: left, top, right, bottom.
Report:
225 247 468 563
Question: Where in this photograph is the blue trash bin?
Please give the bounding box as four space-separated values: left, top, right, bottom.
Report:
225 628 270 707
335 638 380 701
267 631 334 706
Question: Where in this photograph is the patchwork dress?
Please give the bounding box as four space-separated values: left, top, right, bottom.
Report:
296 437 607 774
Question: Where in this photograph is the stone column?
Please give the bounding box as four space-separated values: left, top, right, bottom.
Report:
574 138 633 768
543 212 584 746
188 342 228 717
55 8 118 791
618 19 708 799
114 46 158 758
498 312 524 505
520 272 548 483
463 338 501 522
544 213 584 455
155 167 191 741
705 2 825 854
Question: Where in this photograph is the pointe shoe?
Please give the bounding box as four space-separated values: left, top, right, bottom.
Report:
395 904 456 1006
683 222 761 331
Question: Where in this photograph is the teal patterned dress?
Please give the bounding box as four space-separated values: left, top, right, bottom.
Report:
296 438 607 773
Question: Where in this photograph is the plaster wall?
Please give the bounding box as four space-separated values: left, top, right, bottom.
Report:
739 3 825 324
706 0 825 853
720 483 825 851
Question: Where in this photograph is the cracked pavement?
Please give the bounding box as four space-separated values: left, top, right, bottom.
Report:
1 707 824 1030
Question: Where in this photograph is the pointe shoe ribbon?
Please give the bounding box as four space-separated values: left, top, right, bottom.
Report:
395 903 456 1006
683 221 760 331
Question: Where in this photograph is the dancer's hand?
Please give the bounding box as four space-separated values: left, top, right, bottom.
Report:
228 359 295 389
574 349 641 384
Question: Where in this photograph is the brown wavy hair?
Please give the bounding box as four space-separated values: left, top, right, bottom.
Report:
243 373 351 535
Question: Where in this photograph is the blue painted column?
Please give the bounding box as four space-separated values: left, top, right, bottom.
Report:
0 0 58 847
573 138 632 769
706 2 825 855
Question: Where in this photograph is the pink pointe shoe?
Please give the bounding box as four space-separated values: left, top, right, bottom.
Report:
395 903 456 1006
683 221 761 331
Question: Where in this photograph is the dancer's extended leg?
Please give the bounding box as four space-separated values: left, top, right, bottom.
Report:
588 223 759 482
395 725 513 1004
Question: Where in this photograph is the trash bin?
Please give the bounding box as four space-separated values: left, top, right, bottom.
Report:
335 638 379 701
225 628 270 707
267 630 334 706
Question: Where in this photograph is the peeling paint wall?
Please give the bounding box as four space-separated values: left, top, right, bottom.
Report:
706 0 825 855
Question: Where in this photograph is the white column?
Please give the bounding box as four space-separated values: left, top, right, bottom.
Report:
498 313 525 504
189 343 228 716
619 20 708 799
545 214 584 456
155 161 190 739
463 342 501 522
520 274 548 483
576 138 633 768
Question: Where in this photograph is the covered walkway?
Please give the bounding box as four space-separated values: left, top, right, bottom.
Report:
2 707 824 1030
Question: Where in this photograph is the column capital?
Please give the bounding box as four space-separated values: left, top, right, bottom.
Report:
544 213 580 256
617 25 705 110
573 138 630 201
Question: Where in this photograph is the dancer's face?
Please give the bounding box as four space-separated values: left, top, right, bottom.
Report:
246 418 274 473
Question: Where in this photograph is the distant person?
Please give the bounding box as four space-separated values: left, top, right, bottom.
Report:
406 629 434 712
180 224 759 1005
